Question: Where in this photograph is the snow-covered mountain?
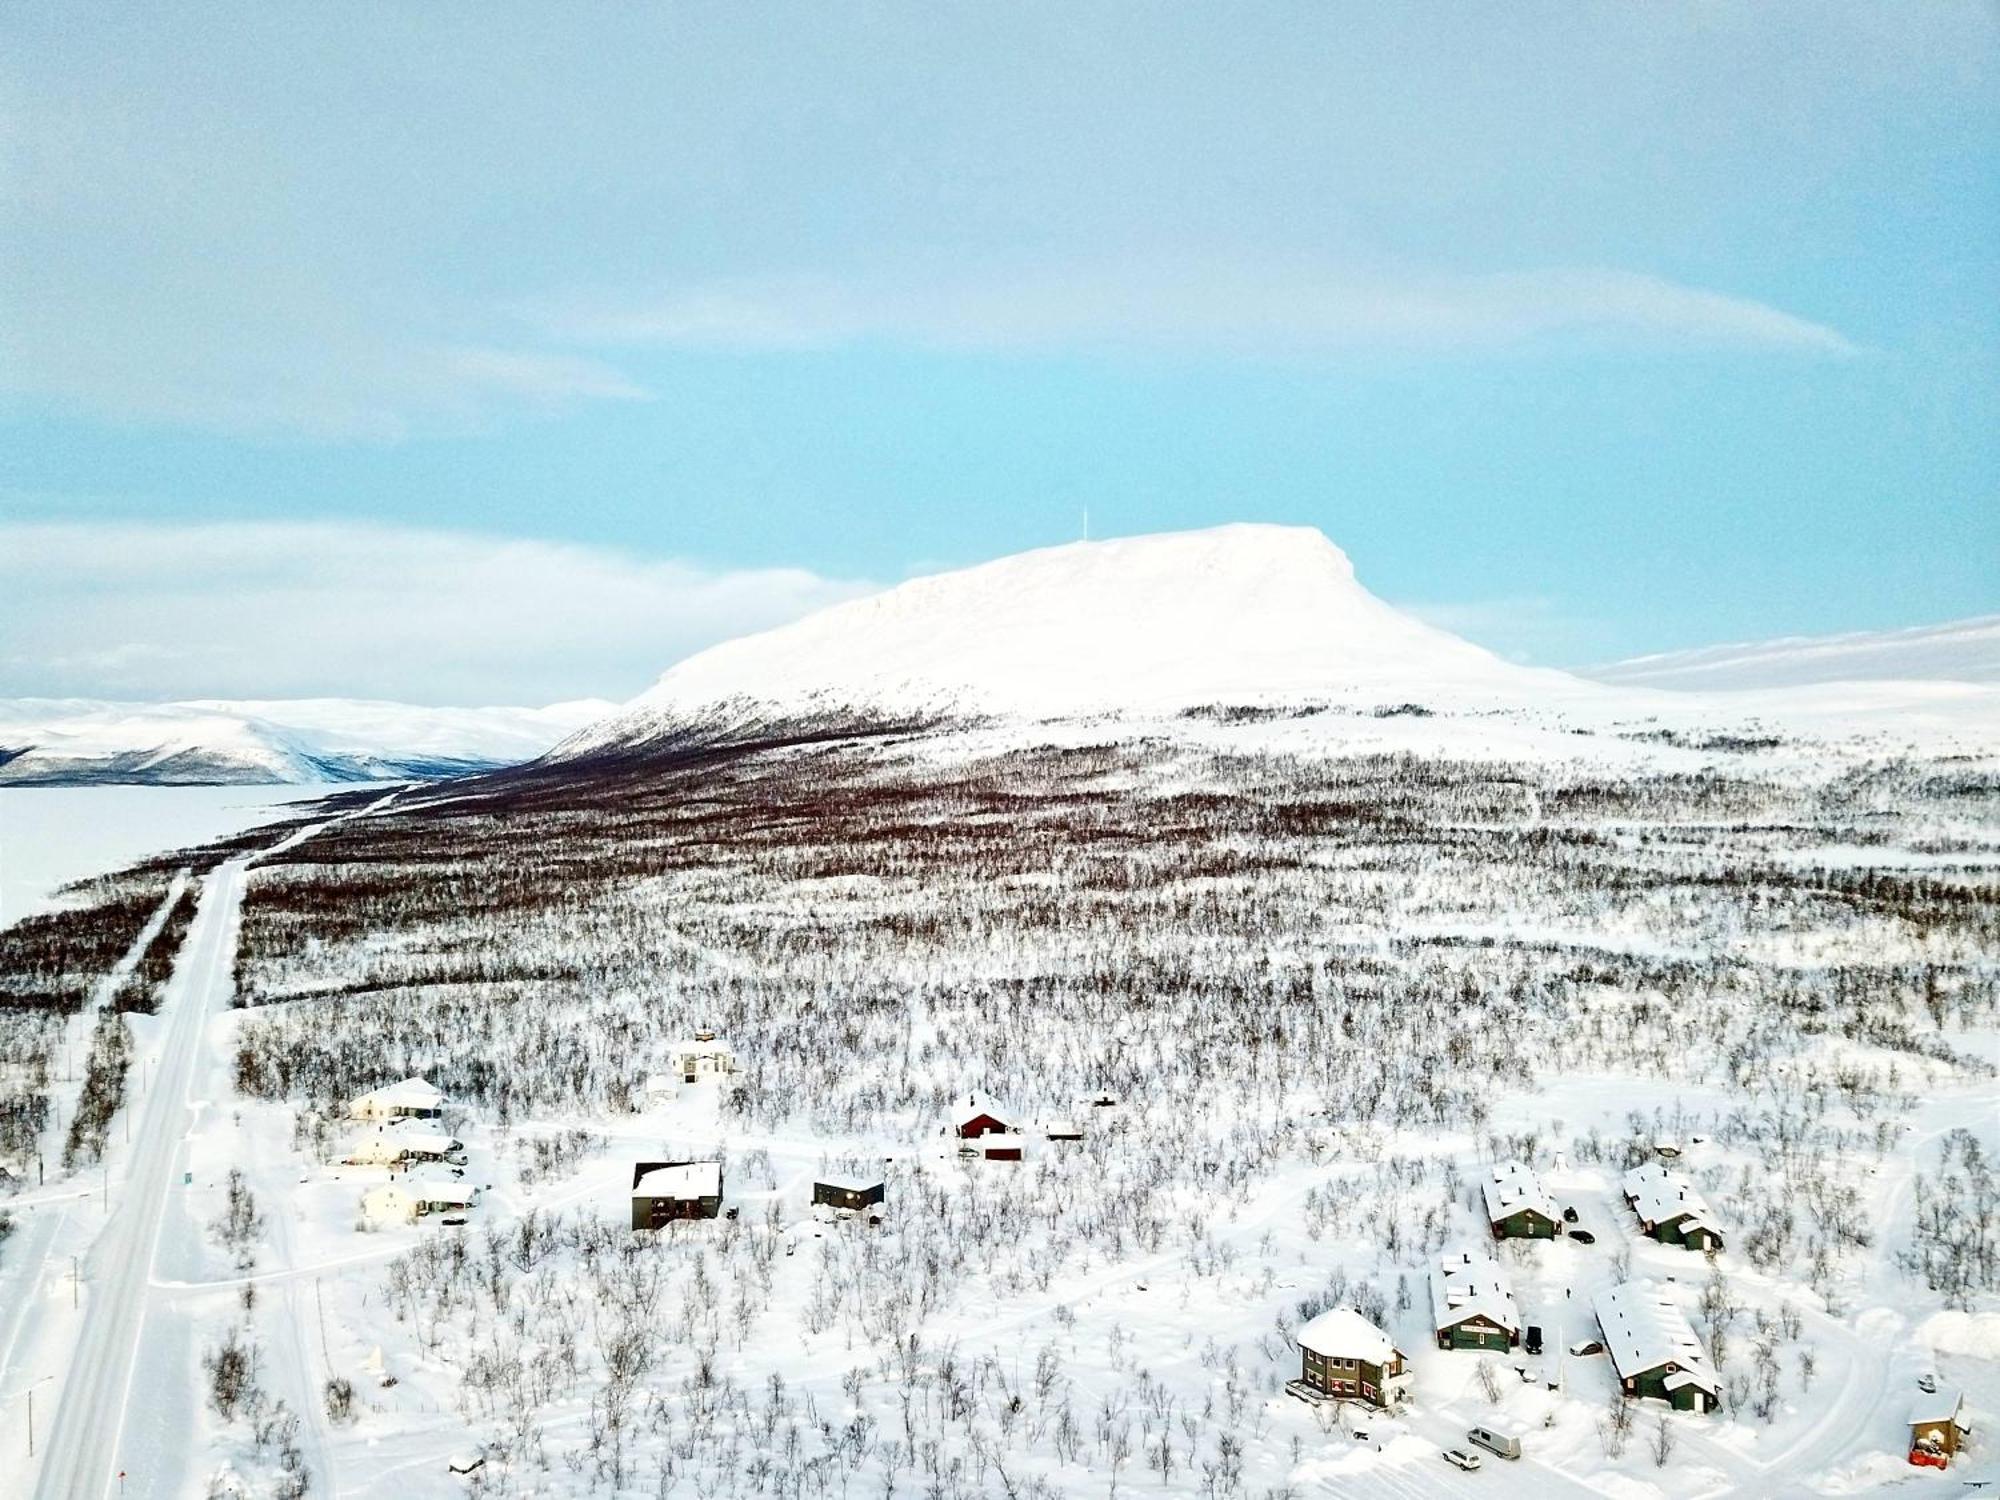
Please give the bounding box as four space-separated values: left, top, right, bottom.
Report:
0 697 615 786
1592 614 2000 691
554 525 1599 758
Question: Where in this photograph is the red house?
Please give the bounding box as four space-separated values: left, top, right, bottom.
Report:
953 1096 1014 1139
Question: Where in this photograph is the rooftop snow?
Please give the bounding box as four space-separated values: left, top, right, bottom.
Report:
1592 1282 1718 1395
633 1161 722 1199
1481 1160 1558 1226
352 1078 443 1109
1622 1162 1716 1230
1297 1306 1400 1365
1430 1250 1522 1335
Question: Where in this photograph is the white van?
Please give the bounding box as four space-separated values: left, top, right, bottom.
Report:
1467 1425 1522 1460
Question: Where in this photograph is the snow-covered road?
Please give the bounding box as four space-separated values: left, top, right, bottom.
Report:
31 856 251 1500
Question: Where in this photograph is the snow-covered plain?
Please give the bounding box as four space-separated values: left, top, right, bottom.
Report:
2 527 1995 1500
0 783 325 927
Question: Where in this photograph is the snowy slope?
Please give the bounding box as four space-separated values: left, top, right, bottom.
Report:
1592 614 2000 690
556 524 1598 755
0 697 614 785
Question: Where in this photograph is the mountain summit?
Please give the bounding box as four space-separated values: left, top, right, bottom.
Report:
557 525 1582 756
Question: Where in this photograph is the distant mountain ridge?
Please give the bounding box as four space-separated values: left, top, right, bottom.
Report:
1592 614 2000 691
0 697 615 786
552 524 1601 759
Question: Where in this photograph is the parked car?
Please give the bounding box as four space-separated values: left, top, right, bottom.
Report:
1525 1325 1544 1355
1442 1447 1483 1471
1568 1228 1596 1244
1916 1372 1938 1394
441 1216 467 1226
1568 1337 1605 1357
1562 1205 1579 1223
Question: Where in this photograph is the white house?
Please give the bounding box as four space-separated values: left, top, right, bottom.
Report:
669 1033 736 1084
1430 1249 1522 1351
1593 1281 1720 1412
348 1077 445 1122
360 1179 476 1227
342 1121 461 1167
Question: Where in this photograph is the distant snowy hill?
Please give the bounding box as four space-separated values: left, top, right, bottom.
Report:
1592 615 2000 691
555 525 1598 757
0 697 615 786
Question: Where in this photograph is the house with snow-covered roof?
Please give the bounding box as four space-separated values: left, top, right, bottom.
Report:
1289 1307 1409 1409
348 1077 444 1122
1430 1250 1522 1352
951 1094 1015 1139
631 1160 723 1227
1593 1281 1719 1412
360 1178 477 1227
1622 1162 1724 1252
342 1120 461 1167
1483 1160 1560 1239
669 1031 736 1084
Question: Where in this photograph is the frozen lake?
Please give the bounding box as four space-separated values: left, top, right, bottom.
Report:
0 783 342 926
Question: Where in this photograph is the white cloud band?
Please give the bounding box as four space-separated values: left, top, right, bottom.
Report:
0 519 879 704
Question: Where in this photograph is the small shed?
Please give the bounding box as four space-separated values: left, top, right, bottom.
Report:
812 1178 885 1213
1909 1388 1967 1461
632 1160 723 1227
1044 1118 1084 1142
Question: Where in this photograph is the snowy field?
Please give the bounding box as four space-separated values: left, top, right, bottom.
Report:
0 784 339 927
1 707 1994 1500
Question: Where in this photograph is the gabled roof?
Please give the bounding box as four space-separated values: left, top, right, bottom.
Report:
633 1160 722 1199
1430 1250 1522 1335
1592 1282 1718 1397
352 1077 443 1109
1482 1161 1558 1226
952 1094 1013 1129
1297 1306 1400 1365
1909 1388 1964 1428
1622 1162 1716 1230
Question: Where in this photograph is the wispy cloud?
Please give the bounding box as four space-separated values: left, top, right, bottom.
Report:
547 259 1857 360
1402 594 1603 666
0 520 878 703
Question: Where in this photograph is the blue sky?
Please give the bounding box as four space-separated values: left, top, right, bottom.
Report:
2 3 1994 703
